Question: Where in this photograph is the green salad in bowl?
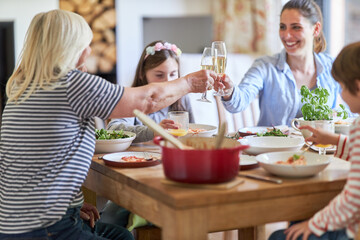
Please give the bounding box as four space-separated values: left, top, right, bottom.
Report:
95 128 130 140
95 129 136 153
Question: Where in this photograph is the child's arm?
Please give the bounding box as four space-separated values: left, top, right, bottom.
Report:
298 125 339 145
334 134 350 160
299 125 350 161
308 120 360 238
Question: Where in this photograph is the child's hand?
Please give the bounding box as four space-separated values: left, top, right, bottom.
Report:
80 202 100 228
284 220 312 240
299 125 338 146
159 119 177 129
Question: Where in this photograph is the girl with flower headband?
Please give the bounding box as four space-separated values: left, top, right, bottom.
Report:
107 40 194 142
99 40 194 231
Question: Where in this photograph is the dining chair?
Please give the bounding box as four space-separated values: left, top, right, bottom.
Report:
214 95 260 134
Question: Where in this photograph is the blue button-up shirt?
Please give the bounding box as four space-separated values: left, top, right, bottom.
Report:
222 49 341 126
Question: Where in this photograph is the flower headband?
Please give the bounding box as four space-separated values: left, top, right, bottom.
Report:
144 42 182 59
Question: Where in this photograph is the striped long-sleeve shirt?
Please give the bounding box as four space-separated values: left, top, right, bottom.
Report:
309 117 360 238
0 70 122 234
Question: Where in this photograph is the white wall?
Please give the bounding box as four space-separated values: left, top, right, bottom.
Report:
0 0 58 62
115 0 212 87
329 0 345 57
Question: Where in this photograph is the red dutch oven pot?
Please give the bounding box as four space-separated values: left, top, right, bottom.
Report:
154 136 249 184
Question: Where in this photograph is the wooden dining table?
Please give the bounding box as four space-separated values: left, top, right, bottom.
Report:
83 142 350 240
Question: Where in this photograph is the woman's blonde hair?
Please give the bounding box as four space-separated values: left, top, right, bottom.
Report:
6 9 93 102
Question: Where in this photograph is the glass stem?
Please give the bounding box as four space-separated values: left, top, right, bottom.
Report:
319 147 326 155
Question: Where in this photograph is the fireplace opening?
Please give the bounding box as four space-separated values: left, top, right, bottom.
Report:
0 21 15 124
143 16 213 53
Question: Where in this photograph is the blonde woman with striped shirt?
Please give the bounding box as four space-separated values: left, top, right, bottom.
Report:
0 9 215 239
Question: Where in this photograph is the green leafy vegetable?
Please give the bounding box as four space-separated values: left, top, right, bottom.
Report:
300 85 348 121
292 154 300 160
95 128 129 140
257 127 287 137
336 104 349 120
300 85 333 121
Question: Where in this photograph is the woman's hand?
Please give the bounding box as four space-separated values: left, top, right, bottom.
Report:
159 119 177 129
284 220 312 240
184 70 216 93
80 202 100 228
299 125 339 145
214 74 234 100
76 46 91 72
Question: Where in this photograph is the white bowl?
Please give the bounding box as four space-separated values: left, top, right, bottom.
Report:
334 117 355 135
239 136 304 155
95 131 136 153
238 125 289 137
256 151 331 178
188 123 217 137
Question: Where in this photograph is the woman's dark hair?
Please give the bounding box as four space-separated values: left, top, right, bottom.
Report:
132 40 185 111
331 41 360 95
281 0 326 53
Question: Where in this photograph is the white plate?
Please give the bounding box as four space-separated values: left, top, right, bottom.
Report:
239 136 304 155
240 155 258 166
239 155 259 170
306 142 337 154
238 125 289 137
256 151 331 178
188 123 217 137
102 152 161 168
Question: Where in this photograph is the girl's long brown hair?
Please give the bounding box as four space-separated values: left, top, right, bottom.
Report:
133 40 186 111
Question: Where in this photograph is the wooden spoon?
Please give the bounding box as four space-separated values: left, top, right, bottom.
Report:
215 122 227 149
133 109 193 150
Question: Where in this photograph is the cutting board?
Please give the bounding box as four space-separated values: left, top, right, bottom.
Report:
161 177 244 190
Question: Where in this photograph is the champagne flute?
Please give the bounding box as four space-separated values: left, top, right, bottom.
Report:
197 47 217 103
314 121 335 155
167 111 189 137
212 41 227 96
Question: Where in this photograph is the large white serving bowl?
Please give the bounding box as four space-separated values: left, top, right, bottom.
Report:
95 131 136 153
256 151 331 178
239 136 304 155
188 123 217 137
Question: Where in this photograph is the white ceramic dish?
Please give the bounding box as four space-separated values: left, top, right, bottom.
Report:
102 152 161 168
239 136 304 155
334 117 356 135
256 151 331 178
95 131 136 153
306 142 336 154
239 155 259 170
188 123 217 137
238 125 289 137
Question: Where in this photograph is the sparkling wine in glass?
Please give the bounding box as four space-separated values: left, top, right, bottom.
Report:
167 111 189 137
212 41 227 96
197 47 217 103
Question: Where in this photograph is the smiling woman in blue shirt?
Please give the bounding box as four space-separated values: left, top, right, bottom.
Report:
219 0 344 126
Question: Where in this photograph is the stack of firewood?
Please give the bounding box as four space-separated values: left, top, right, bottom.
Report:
60 0 116 74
